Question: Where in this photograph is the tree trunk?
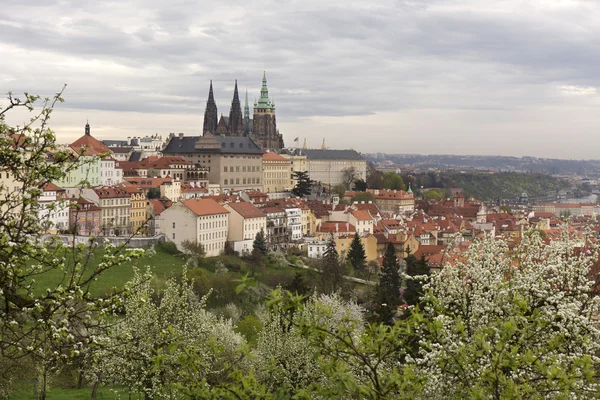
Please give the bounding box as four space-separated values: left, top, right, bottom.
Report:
77 370 84 389
91 380 99 400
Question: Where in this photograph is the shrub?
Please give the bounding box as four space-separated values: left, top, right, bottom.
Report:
156 241 180 255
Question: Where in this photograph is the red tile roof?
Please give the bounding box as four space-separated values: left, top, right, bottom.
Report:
149 156 191 169
226 201 266 219
317 222 356 233
349 209 373 221
70 134 110 155
42 182 65 192
181 198 229 216
262 152 289 162
93 186 130 198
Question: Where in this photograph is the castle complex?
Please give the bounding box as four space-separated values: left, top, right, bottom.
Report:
202 72 284 150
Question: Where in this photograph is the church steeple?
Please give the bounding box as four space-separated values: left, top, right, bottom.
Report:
203 80 218 135
243 88 250 135
256 71 273 109
229 80 244 135
85 120 90 136
321 138 326 150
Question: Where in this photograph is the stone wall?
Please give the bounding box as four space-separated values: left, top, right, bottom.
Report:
41 234 166 248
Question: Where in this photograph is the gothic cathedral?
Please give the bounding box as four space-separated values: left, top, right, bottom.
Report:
202 73 284 150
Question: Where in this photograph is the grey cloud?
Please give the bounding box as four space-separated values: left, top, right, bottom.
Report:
2 0 600 157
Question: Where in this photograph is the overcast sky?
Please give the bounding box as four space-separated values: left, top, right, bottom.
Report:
2 0 600 159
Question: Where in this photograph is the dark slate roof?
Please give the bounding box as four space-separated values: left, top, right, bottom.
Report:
129 151 143 161
162 135 263 155
103 140 128 147
303 149 364 161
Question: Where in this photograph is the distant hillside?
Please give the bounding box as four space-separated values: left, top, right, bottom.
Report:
368 153 600 176
406 172 570 201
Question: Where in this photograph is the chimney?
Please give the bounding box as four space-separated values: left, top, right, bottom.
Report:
346 223 349 232
178 133 184 140
336 223 339 232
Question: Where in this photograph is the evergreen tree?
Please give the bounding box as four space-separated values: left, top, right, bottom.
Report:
319 236 348 294
252 228 268 257
377 243 402 324
292 171 312 198
347 232 366 274
403 254 431 306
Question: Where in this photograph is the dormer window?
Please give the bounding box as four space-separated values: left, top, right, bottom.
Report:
230 142 234 148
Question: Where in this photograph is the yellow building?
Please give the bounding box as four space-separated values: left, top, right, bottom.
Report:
281 152 308 186
262 152 292 193
335 234 379 262
121 184 148 235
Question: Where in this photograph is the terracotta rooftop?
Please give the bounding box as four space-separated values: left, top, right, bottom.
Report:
93 186 130 198
70 134 111 155
149 156 191 169
262 152 289 162
317 222 356 233
42 182 65 192
226 201 266 219
181 198 229 216
349 209 373 221
124 177 173 188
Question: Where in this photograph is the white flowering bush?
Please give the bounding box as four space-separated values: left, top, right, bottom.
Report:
267 251 288 269
417 230 600 399
214 260 228 275
88 270 246 398
0 89 145 398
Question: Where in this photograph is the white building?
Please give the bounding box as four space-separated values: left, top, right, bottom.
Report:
38 183 70 233
306 239 328 259
224 201 267 256
161 198 229 257
100 157 123 186
285 208 303 241
303 149 366 188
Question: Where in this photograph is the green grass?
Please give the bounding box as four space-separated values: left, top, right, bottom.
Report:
8 386 131 400
29 246 189 298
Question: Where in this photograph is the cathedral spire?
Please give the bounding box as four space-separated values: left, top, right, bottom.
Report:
243 88 250 135
321 138 326 149
85 120 90 136
257 71 273 109
203 80 218 135
229 80 244 135
303 138 307 149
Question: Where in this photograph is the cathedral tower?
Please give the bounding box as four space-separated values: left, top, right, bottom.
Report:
203 80 218 135
228 80 244 136
251 72 284 149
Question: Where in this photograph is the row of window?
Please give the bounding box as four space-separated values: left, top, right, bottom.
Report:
103 198 130 206
224 177 260 185
201 231 226 241
224 165 260 173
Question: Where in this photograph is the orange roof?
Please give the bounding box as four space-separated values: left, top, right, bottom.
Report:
124 177 173 188
226 201 266 219
116 183 143 194
93 186 130 198
149 199 171 215
42 182 65 192
262 152 288 162
263 206 285 214
318 222 356 233
350 209 373 221
70 134 110 155
181 198 229 216
150 156 191 169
